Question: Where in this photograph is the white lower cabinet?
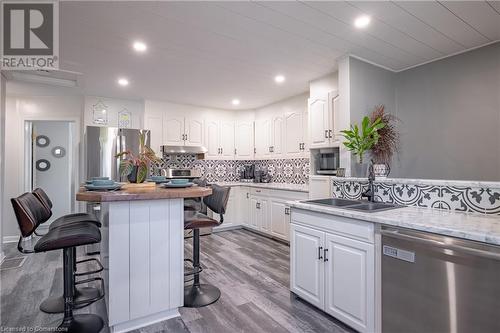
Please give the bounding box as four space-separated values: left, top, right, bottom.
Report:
290 214 375 333
270 199 291 240
290 224 325 308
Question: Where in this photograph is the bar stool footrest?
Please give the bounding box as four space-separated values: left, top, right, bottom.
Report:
75 257 103 276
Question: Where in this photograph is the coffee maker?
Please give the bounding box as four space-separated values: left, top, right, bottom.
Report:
240 164 255 182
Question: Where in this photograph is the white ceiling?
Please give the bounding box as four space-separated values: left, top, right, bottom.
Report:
58 1 500 110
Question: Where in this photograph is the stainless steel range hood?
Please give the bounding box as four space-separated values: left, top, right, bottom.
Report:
161 145 208 154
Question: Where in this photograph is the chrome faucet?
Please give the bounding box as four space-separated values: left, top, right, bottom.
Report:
361 160 376 202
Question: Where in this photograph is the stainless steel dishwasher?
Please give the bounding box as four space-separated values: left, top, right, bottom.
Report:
381 226 500 333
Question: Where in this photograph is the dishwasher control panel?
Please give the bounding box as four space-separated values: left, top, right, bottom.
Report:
383 245 415 263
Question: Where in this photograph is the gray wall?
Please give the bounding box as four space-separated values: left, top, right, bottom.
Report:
348 42 500 181
349 57 396 174
393 42 500 181
0 74 5 251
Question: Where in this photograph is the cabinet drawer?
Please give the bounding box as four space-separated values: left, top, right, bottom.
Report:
291 209 374 244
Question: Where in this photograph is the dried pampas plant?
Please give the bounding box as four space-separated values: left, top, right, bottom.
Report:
369 105 400 164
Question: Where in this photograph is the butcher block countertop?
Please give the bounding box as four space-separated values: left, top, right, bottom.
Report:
76 183 212 202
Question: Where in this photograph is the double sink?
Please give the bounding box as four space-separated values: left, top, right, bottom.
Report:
304 198 403 213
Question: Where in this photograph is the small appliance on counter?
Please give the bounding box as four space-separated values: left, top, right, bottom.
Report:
254 166 271 183
240 164 255 182
161 168 201 180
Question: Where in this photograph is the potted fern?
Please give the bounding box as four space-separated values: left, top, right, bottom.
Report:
341 116 385 177
115 132 160 183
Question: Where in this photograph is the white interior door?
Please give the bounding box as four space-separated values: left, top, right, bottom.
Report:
185 118 204 146
163 115 184 146
290 224 325 309
235 121 254 160
308 96 330 148
220 120 235 159
324 233 374 333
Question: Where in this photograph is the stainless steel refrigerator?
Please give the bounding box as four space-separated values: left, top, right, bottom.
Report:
84 126 151 254
85 126 151 182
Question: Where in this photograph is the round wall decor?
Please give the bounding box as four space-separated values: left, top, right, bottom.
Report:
36 135 50 147
51 146 66 158
36 159 51 172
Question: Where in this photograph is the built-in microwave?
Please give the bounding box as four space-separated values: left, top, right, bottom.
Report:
315 149 339 175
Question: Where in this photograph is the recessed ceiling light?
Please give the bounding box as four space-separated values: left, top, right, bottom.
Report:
354 15 371 29
274 75 285 83
133 41 147 52
232 99 240 106
118 78 129 86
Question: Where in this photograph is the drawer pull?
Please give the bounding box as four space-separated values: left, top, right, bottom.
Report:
318 246 323 260
324 248 328 262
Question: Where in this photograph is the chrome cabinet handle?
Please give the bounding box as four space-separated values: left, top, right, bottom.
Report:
284 207 290 215
324 130 328 139
324 248 328 262
234 148 237 155
318 246 323 260
328 129 332 138
246 192 249 199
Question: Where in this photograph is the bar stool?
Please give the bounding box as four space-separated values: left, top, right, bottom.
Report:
184 184 230 307
11 193 104 333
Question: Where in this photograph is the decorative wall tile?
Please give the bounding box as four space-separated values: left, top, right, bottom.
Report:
154 154 310 184
332 180 500 215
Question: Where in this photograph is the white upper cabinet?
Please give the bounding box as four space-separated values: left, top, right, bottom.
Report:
285 111 305 158
271 115 284 157
185 117 204 147
163 115 185 146
204 119 235 160
255 118 272 159
205 119 220 159
220 120 235 159
308 91 338 149
235 120 254 160
144 111 163 157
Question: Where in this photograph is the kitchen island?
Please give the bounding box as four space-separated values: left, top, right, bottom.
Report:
77 185 212 333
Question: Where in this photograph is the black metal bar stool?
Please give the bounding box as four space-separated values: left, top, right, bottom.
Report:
11 193 104 333
31 188 104 314
184 184 230 308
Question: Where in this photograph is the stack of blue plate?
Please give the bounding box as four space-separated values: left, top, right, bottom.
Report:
84 177 123 191
146 175 170 184
161 179 194 188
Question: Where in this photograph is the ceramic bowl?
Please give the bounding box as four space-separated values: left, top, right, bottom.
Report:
91 176 110 181
150 175 167 181
170 179 189 184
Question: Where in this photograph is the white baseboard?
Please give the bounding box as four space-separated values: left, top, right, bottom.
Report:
3 235 18 243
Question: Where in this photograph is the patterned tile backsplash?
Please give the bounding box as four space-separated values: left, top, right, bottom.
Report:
332 179 500 215
153 154 310 184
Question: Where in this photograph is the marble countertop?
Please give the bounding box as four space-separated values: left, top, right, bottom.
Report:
77 185 212 202
330 176 500 188
211 182 309 193
289 201 500 246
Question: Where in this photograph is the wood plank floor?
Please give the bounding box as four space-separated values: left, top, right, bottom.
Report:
1 229 355 333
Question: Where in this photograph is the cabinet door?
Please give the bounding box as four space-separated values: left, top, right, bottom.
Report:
144 114 163 157
308 96 331 149
249 197 259 230
271 116 284 157
220 120 235 160
324 233 374 333
205 119 220 160
270 199 287 240
235 121 254 160
285 112 303 158
163 115 185 146
259 198 269 231
290 224 325 309
302 111 308 156
332 94 340 141
308 176 332 199
240 189 250 226
185 118 204 147
254 118 271 159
